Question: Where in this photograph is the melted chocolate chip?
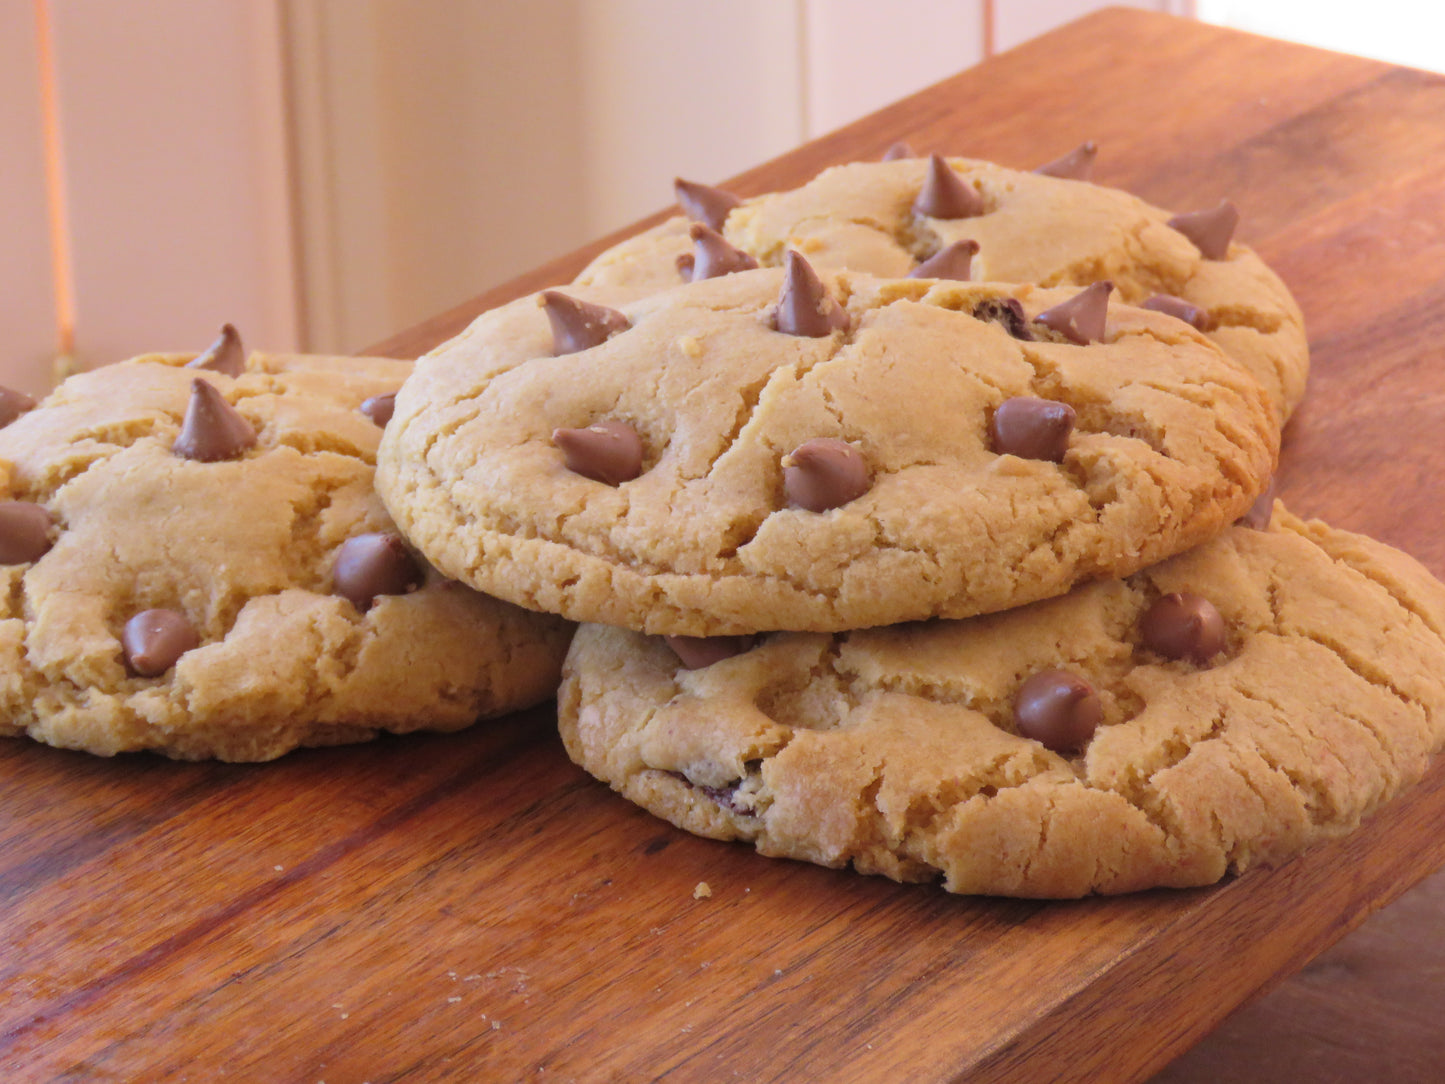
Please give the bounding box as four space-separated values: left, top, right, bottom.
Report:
686 223 758 281
0 385 37 429
1014 669 1102 753
122 609 200 677
914 154 984 219
1033 281 1113 344
333 533 424 611
541 291 631 355
990 398 1076 462
972 298 1033 340
674 178 743 232
359 393 396 427
1140 592 1226 664
1034 141 1098 181
172 379 257 462
772 251 849 337
881 140 916 161
783 438 870 512
186 323 245 377
909 239 979 281
1168 200 1239 260
0 501 56 564
1141 294 1216 332
665 635 753 670
553 420 644 485
1236 479 1276 530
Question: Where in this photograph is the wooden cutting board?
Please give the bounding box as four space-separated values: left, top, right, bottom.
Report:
5 9 1445 1082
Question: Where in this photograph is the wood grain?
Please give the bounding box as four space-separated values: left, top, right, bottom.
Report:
4 9 1445 1082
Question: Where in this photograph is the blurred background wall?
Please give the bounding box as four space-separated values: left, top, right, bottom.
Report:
2 0 1435 394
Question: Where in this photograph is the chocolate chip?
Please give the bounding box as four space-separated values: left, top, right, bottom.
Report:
674 178 743 232
540 291 630 356
783 438 870 512
1033 281 1113 344
1168 200 1239 260
881 140 915 161
360 393 396 427
0 501 56 564
122 609 200 677
1141 293 1216 332
186 323 245 377
972 298 1033 340
686 223 758 281
553 420 644 485
0 385 37 429
172 379 257 462
990 397 1076 462
1034 141 1098 181
333 533 424 611
772 251 849 337
1014 669 1101 753
914 154 984 219
1236 479 1276 530
909 239 979 281
1140 592 1226 664
665 635 753 670
675 252 695 280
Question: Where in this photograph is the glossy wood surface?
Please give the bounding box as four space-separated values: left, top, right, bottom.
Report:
6 10 1445 1082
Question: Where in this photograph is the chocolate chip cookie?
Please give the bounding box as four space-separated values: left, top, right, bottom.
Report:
0 338 572 761
558 507 1445 897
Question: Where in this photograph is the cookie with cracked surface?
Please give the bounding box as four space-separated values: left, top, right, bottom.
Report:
375 266 1277 635
573 156 1307 423
0 348 572 761
557 508 1445 897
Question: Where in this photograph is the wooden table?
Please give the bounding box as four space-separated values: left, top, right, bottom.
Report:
5 9 1445 1082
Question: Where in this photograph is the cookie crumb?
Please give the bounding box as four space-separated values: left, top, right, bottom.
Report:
491 1019 503 1030
676 335 703 358
693 881 712 899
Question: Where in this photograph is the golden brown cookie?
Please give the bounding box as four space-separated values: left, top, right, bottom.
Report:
558 507 1445 897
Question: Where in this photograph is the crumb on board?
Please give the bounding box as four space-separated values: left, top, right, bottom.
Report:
693 881 712 899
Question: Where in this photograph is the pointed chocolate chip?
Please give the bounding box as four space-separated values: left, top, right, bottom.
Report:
333 532 425 611
360 393 396 427
665 635 753 670
173 379 257 462
1140 592 1226 664
541 291 631 356
553 420 644 485
674 177 743 232
972 298 1033 340
783 438 870 512
881 140 915 162
1236 478 1276 530
186 323 245 377
909 239 979 281
1015 670 1101 753
0 501 56 564
122 609 200 677
772 251 849 337
914 154 984 219
686 223 758 281
1168 200 1239 260
990 397 1076 462
1034 141 1098 181
1141 294 1216 332
1033 281 1113 344
0 385 37 429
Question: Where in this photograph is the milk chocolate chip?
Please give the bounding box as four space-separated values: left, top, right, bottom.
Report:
914 154 984 219
1168 200 1239 260
1236 479 1275 529
186 323 244 377
686 223 758 281
0 385 37 429
173 379 257 462
541 291 630 355
783 438 870 512
359 393 396 427
1141 294 1216 332
990 397 1076 462
0 501 56 564
333 533 424 611
674 178 743 232
122 609 200 677
772 251 849 337
665 635 753 670
972 298 1033 340
553 420 644 485
1140 592 1226 664
909 239 979 281
1034 141 1098 181
1033 281 1113 344
1014 669 1102 753
881 140 916 161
